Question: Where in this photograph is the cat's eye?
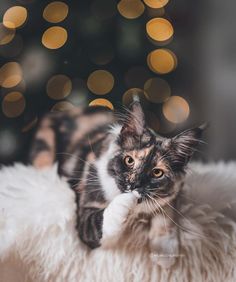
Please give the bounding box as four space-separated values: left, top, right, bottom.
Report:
124 156 135 168
152 168 164 178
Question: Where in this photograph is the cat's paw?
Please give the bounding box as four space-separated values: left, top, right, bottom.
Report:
101 192 137 244
149 233 179 269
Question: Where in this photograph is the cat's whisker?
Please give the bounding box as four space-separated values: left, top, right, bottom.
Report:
148 194 211 241
146 194 168 233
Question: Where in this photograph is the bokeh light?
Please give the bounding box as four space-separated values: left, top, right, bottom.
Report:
43 1 69 23
91 0 116 21
87 70 114 95
67 78 88 107
0 35 23 58
42 26 68 49
117 0 145 19
162 96 190 123
144 77 171 103
146 18 173 42
147 49 177 74
2 91 26 118
3 6 28 29
51 101 76 112
89 98 114 110
124 66 151 88
0 62 23 88
47 75 72 100
0 23 15 45
0 129 19 160
143 0 169 9
21 47 54 86
122 88 148 107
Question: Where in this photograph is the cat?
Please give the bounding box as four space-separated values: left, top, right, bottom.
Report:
29 99 203 268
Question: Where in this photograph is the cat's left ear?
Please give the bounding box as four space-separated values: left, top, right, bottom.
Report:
121 99 146 136
167 124 206 170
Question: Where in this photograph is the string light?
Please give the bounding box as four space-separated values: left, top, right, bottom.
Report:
143 0 169 9
162 96 190 123
0 62 23 88
117 0 145 19
146 18 173 43
42 26 68 49
122 88 147 106
0 23 15 45
3 6 27 29
47 75 72 100
51 101 76 112
2 91 26 118
147 49 177 74
0 35 23 58
144 77 171 103
43 1 69 23
87 70 114 95
89 98 114 110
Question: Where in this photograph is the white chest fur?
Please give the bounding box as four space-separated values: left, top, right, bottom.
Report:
95 143 121 202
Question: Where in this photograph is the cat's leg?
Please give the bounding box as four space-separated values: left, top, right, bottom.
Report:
78 192 139 249
149 206 179 268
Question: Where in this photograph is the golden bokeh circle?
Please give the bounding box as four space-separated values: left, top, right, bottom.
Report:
122 88 148 107
89 98 114 110
2 91 26 118
87 70 114 95
147 49 177 74
162 96 190 123
43 1 69 23
3 6 27 29
0 35 23 58
117 0 145 19
47 75 72 100
146 18 173 42
143 0 169 9
0 62 23 88
51 101 76 112
0 23 15 45
42 26 68 49
144 77 171 103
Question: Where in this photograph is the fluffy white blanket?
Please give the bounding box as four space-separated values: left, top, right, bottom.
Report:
0 162 236 282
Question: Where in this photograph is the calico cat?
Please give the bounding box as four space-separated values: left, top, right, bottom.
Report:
29 99 203 268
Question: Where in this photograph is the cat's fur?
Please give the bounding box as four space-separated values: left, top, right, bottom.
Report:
29 100 203 268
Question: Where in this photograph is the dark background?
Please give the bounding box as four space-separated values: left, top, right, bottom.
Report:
0 0 236 164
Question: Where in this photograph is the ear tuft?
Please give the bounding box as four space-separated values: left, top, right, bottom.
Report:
169 126 205 171
121 100 145 136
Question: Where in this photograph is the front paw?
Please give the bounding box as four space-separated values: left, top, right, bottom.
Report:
150 234 179 269
102 192 138 242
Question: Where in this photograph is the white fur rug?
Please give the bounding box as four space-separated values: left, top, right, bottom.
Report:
0 163 236 282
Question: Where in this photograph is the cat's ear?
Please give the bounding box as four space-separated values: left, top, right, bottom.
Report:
121 99 146 136
166 125 206 171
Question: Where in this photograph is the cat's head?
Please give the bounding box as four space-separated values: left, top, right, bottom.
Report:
108 99 204 205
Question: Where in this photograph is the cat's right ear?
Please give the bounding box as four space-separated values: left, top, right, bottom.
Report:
120 98 146 137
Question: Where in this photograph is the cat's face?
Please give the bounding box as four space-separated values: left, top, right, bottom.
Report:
108 100 203 205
